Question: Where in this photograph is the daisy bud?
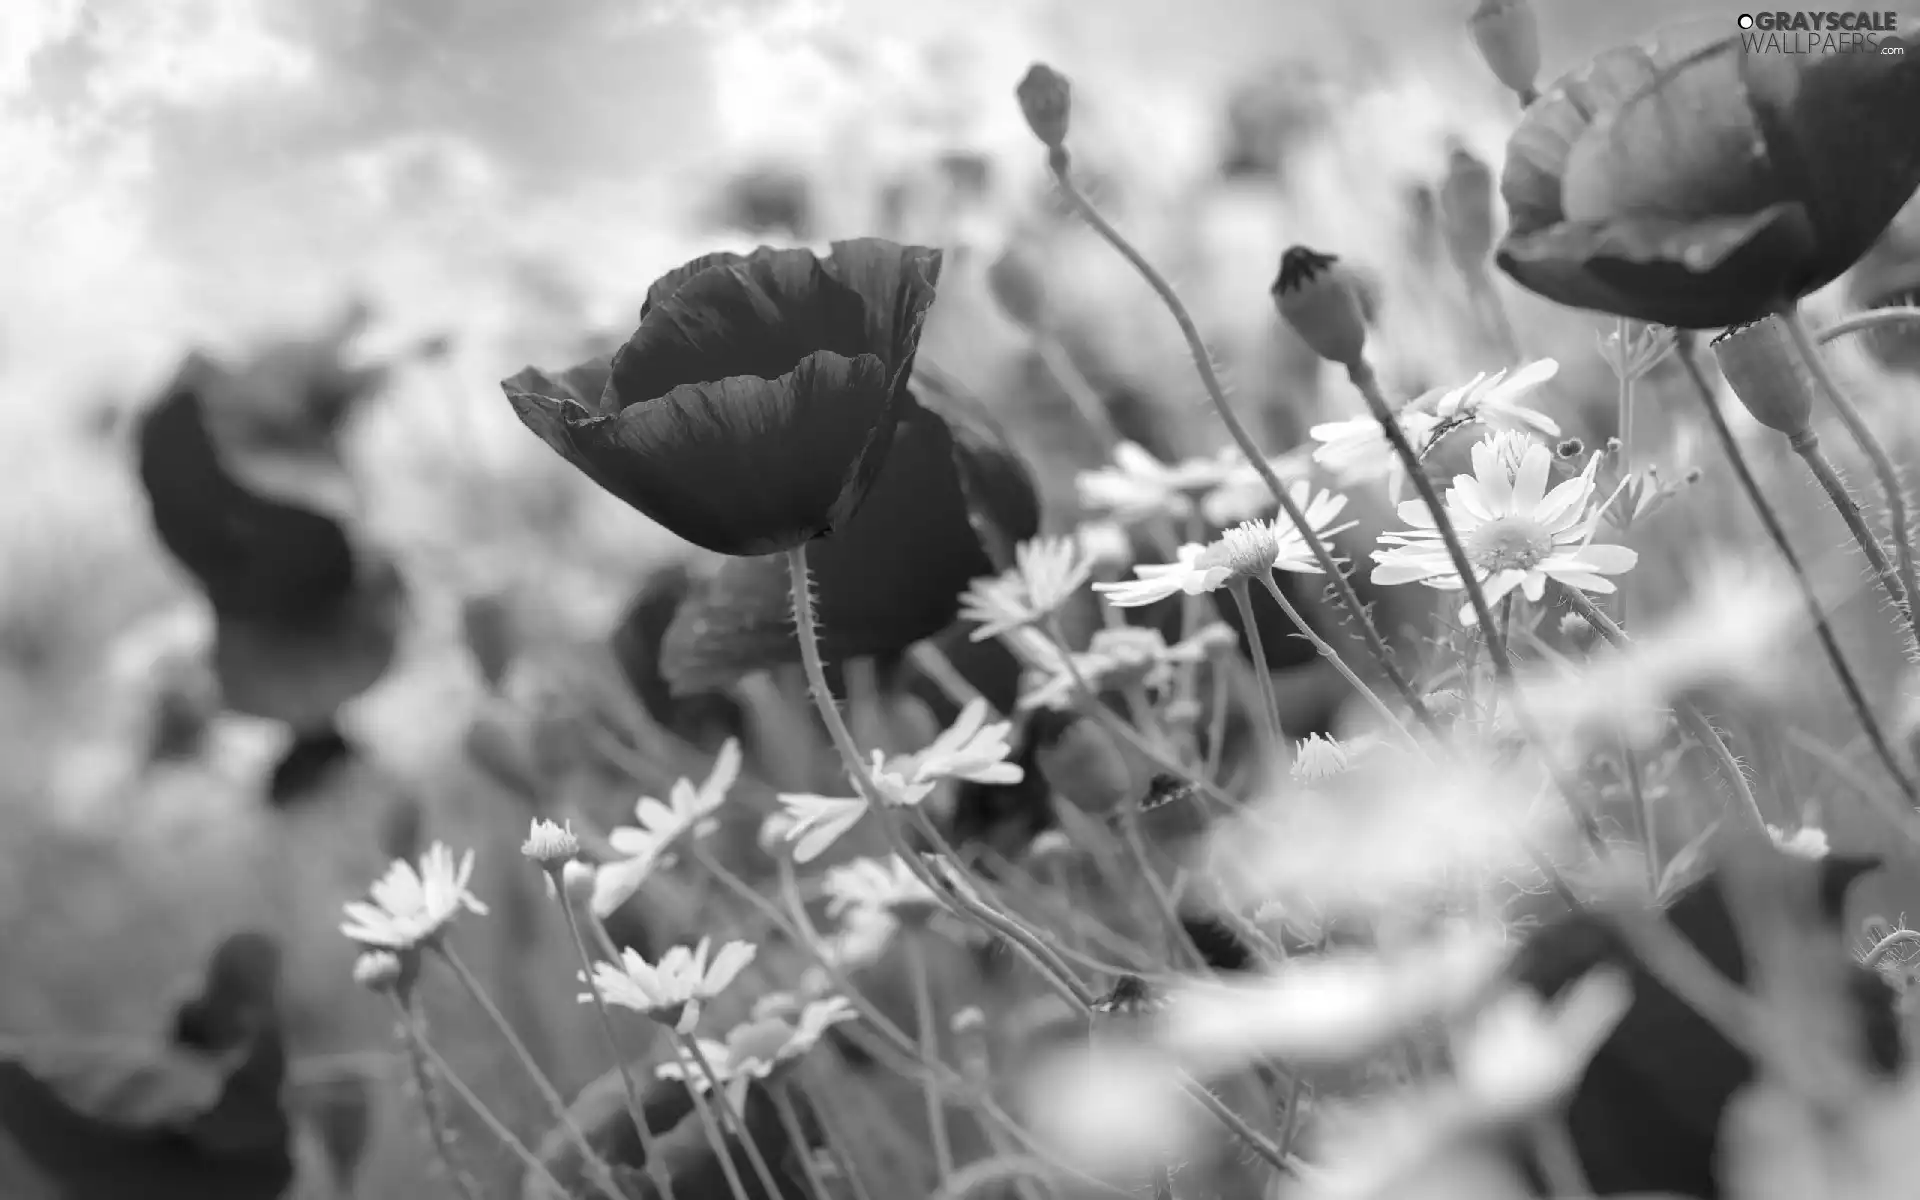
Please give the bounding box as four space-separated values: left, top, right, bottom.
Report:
1467 0 1541 100
1216 521 1284 581
1016 63 1073 155
561 859 598 909
1272 246 1369 370
520 818 579 872
1289 733 1351 782
1438 142 1497 273
1710 317 1816 441
353 950 404 993
987 242 1049 332
1076 520 1134 573
1037 715 1136 815
759 811 798 856
1558 611 1597 649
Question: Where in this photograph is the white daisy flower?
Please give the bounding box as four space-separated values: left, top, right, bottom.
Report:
1075 442 1243 524
959 535 1098 642
520 818 579 869
657 996 858 1106
1093 486 1353 609
1018 624 1234 711
823 855 946 923
585 937 757 1033
592 738 742 918
1075 519 1134 570
1311 359 1562 503
1370 437 1637 625
776 793 876 865
1198 450 1315 526
341 842 490 951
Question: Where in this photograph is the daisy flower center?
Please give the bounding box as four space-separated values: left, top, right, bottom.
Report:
1467 518 1554 572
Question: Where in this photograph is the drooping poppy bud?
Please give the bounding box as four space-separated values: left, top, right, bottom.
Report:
1710 317 1816 439
1271 246 1370 370
1468 0 1541 100
1438 141 1497 274
504 239 943 558
986 241 1049 332
1017 63 1073 153
1498 22 1920 329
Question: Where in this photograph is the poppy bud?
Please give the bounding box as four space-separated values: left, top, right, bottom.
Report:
1036 714 1136 814
1438 143 1497 274
1272 246 1370 370
1467 0 1540 100
1017 63 1073 154
460 589 517 692
1710 317 1816 440
986 242 1049 332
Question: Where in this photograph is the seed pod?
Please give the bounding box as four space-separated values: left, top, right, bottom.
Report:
1016 63 1073 152
1711 317 1816 439
1272 246 1370 370
1468 0 1541 99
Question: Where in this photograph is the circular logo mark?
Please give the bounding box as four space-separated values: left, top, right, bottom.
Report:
1737 13 1755 28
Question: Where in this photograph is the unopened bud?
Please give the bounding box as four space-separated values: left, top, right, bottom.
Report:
1437 143 1496 273
987 242 1049 331
520 818 579 871
353 950 405 993
1711 317 1816 440
460 589 518 692
1036 714 1136 814
561 859 598 909
1016 64 1072 154
1468 0 1541 100
1272 246 1369 370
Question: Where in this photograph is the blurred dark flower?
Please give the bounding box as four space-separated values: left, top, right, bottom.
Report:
1498 27 1920 328
135 328 405 734
1016 63 1072 152
460 589 519 693
1035 711 1137 815
1848 192 1920 373
1711 316 1816 437
1506 854 1900 1198
1468 0 1542 99
986 241 1050 332
609 562 748 754
658 367 1040 694
528 1066 805 1200
0 932 292 1200
711 164 815 240
1438 142 1498 274
505 240 943 558
1218 61 1333 182
1272 246 1370 369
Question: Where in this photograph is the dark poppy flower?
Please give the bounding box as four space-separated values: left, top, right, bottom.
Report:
529 1066 805 1200
1497 23 1920 328
1848 192 1920 372
608 561 748 754
656 365 1040 694
503 239 943 558
136 339 405 734
0 932 293 1200
1505 854 1899 1198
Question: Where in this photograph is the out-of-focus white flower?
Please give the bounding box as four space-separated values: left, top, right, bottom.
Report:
352 950 404 992
1076 520 1134 570
959 535 1097 642
585 937 757 1033
593 739 743 917
1768 825 1831 861
1312 359 1562 503
1019 1042 1201 1185
1018 623 1234 711
1198 452 1315 526
520 818 578 869
1094 488 1353 609
1451 969 1632 1124
776 792 875 865
1372 438 1635 624
1291 733 1352 782
1075 441 1243 524
1158 928 1508 1076
823 855 947 922
657 995 857 1105
341 843 489 951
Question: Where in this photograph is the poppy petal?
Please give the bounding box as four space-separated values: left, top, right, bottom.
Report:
502 358 614 417
640 250 750 320
507 350 895 557
657 382 1039 694
821 238 946 379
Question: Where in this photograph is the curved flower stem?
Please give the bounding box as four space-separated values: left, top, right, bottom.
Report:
904 930 956 1188
1817 305 1920 346
908 641 990 714
390 997 572 1199
1204 660 1232 781
436 944 625 1200
927 1155 1058 1200
563 900 677 1200
769 1083 839 1200
394 1004 484 1200
1256 573 1419 750
1676 337 1914 800
1783 309 1920 647
1787 428 1913 628
1346 359 1511 677
680 1035 786 1200
1864 928 1920 969
1560 589 1766 830
1114 809 1207 970
1035 333 1122 451
1226 580 1285 757
1045 155 1432 731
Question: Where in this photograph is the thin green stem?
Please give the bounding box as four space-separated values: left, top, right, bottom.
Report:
1203 659 1231 781
391 997 570 1199
1256 572 1418 749
437 944 624 1199
1347 359 1511 677
563 900 676 1200
395 1003 484 1200
1786 306 1920 647
905 931 956 1187
1676 337 1915 800
908 641 990 714
1817 305 1920 346
804 1081 880 1200
1561 589 1766 830
681 1034 787 1200
1047 156 1432 731
1227 579 1285 757
672 1037 756 1200
1035 334 1122 451
769 1083 836 1200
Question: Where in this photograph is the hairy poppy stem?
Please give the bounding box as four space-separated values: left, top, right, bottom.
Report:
1345 359 1513 679
561 899 678 1200
1226 580 1286 758
1560 590 1766 830
1788 429 1914 626
1782 309 1920 653
1676 337 1915 801
1044 155 1433 733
